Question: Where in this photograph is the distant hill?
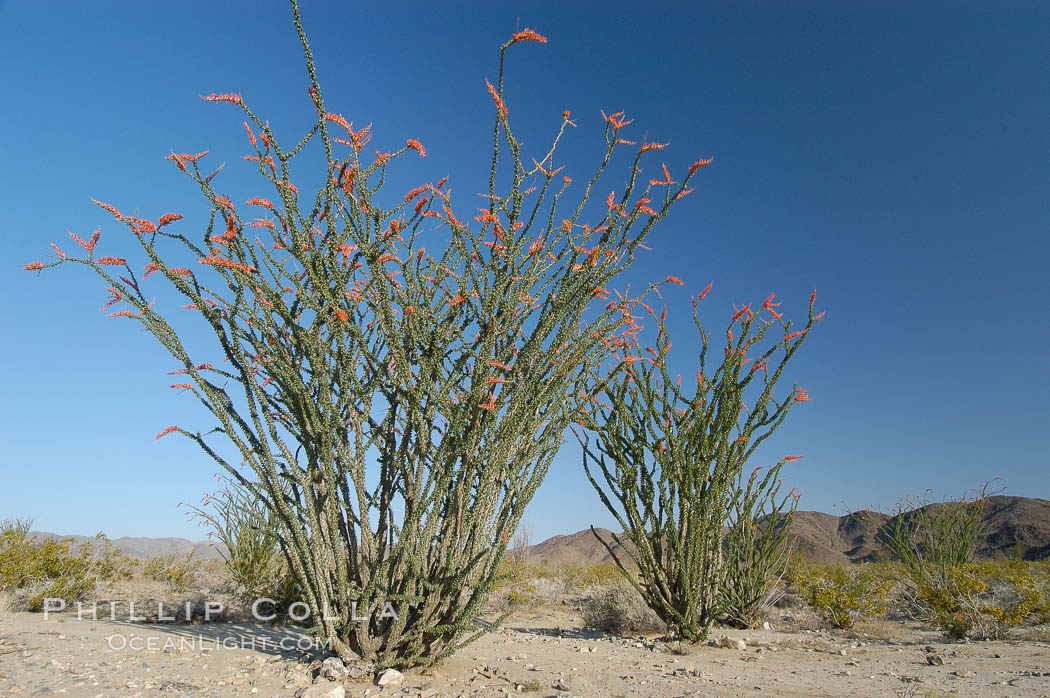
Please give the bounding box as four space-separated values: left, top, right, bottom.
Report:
28 532 226 560
518 496 1050 566
24 496 1049 565
523 528 634 567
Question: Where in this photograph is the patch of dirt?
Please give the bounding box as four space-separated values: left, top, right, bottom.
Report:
2 606 1049 697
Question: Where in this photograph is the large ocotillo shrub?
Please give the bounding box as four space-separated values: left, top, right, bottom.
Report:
24 2 709 668
579 294 820 642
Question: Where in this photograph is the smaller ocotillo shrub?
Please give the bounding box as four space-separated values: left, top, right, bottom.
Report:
583 580 665 635
721 467 799 628
791 561 893 630
870 485 994 591
580 291 822 642
143 551 201 592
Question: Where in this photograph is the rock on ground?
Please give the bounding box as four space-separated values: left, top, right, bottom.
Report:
296 682 345 698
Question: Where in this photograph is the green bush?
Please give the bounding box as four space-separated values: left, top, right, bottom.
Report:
143 551 201 592
863 485 1043 639
791 561 893 629
918 560 1043 640
90 533 139 582
0 520 137 610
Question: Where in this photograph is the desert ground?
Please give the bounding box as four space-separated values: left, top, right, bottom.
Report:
5 496 1050 697
3 601 1050 697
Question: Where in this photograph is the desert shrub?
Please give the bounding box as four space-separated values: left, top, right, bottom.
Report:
917 560 1043 640
870 486 992 591
721 467 799 628
187 476 298 610
25 2 710 669
579 295 821 642
583 581 665 635
90 533 139 582
489 556 537 609
1032 558 1050 624
529 562 623 595
489 561 627 609
791 561 893 629
0 520 139 610
143 551 201 592
861 484 1041 639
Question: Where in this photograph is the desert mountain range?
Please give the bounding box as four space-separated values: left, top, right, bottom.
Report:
27 495 1050 564
519 495 1050 565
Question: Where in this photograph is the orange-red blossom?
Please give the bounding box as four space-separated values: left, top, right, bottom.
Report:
154 426 179 440
485 79 508 117
405 139 427 157
511 28 547 44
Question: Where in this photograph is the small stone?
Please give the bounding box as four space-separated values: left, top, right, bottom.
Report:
319 657 349 681
345 660 375 680
762 622 771 630
718 637 747 651
295 683 345 698
925 654 944 666
839 649 848 656
954 670 976 678
376 668 404 687
552 679 571 690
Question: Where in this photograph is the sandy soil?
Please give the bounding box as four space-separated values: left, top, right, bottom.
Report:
2 606 1049 697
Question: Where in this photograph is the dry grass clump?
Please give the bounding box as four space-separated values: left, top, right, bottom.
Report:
582 580 665 635
488 559 624 610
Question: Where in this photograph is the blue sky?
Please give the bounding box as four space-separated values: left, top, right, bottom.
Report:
2 1 1047 543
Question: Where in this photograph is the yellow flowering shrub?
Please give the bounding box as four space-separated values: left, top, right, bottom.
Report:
791 561 893 629
0 520 137 610
920 560 1044 639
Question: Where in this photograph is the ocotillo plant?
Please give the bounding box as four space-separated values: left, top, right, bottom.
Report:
24 2 710 667
720 463 800 628
874 484 995 589
858 483 1001 636
578 292 820 642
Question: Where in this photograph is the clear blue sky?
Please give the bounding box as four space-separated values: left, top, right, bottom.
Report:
2 1 1047 543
